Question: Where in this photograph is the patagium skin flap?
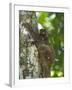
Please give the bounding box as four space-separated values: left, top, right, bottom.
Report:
38 44 54 77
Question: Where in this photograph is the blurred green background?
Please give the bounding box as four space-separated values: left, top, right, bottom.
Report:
36 12 64 77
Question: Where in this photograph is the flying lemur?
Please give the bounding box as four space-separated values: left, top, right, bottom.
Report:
37 29 54 77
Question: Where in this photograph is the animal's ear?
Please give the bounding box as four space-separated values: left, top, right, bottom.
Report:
40 29 46 32
40 29 48 34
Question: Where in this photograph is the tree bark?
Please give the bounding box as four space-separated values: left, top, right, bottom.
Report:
19 11 54 78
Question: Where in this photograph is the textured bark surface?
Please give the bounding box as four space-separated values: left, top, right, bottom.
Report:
19 11 54 78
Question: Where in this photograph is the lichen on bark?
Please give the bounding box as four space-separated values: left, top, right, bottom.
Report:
19 11 54 79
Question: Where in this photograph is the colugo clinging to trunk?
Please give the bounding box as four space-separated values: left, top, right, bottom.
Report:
37 29 54 78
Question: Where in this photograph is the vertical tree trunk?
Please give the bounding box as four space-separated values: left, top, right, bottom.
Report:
19 11 54 78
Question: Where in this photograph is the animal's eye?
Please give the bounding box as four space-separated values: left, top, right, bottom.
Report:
48 57 50 59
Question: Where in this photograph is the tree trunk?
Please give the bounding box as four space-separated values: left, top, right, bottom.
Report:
19 11 54 78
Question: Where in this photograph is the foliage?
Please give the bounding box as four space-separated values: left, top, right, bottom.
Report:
37 12 64 77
